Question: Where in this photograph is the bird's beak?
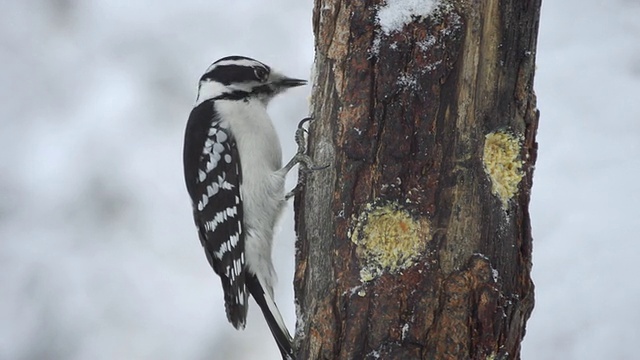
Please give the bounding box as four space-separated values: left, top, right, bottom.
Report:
277 77 307 88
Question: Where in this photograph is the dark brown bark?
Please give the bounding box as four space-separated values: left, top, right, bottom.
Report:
294 1 540 359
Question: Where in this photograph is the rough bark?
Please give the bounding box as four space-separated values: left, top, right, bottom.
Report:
294 1 540 359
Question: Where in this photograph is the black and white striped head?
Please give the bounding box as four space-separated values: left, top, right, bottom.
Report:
195 56 306 105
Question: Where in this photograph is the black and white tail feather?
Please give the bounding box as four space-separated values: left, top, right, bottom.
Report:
247 274 294 360
183 55 315 360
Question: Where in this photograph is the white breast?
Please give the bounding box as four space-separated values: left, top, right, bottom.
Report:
215 98 286 293
215 99 282 173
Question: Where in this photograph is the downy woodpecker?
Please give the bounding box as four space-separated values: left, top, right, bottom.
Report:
183 55 314 359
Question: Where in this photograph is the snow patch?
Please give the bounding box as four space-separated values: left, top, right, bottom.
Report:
397 73 417 89
491 268 499 282
377 0 441 35
417 35 437 51
294 299 306 340
401 323 410 340
368 350 381 359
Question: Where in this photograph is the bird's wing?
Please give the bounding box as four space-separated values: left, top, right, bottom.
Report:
183 100 248 328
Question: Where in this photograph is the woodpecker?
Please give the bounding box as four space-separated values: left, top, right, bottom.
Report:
183 55 315 360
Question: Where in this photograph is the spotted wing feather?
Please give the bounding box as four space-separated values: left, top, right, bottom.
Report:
183 99 248 329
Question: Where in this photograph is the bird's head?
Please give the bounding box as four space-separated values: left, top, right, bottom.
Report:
195 56 306 106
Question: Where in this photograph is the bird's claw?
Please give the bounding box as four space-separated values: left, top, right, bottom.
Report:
297 116 313 130
284 117 328 199
302 163 330 172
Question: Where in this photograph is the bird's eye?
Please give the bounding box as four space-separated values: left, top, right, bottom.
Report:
254 67 268 82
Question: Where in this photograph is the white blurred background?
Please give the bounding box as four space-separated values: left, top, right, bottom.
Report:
0 1 638 359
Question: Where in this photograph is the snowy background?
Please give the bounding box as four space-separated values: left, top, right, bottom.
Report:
1 0 638 359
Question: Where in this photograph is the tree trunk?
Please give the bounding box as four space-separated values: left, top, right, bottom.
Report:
294 1 540 359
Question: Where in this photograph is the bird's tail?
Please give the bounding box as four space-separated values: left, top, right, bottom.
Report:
246 273 295 360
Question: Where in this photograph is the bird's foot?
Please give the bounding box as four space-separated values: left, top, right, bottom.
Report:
284 117 329 200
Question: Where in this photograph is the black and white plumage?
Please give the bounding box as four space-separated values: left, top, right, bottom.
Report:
183 55 307 360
